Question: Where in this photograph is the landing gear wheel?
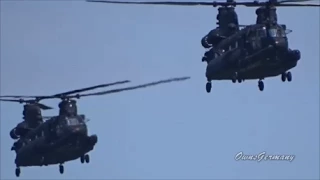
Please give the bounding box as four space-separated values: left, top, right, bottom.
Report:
80 155 85 164
84 154 90 163
59 164 64 174
231 72 238 83
237 79 242 83
286 71 292 82
258 80 264 91
15 167 20 177
281 73 286 82
206 82 212 93
232 75 237 83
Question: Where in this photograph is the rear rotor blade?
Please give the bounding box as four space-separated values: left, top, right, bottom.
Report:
0 98 53 110
87 0 319 7
87 0 217 6
275 3 320 6
51 80 131 97
279 0 314 3
86 0 248 6
73 76 190 97
0 80 131 99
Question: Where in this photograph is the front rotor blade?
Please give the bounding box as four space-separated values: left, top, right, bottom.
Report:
50 80 131 97
279 0 313 3
276 3 320 6
76 76 190 97
0 80 131 99
244 0 319 7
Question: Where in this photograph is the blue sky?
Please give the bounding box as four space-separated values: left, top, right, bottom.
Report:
0 0 319 179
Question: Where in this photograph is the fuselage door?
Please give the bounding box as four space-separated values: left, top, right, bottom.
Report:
256 26 267 48
246 29 258 52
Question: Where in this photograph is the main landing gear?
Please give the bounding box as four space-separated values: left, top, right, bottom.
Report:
281 71 292 82
231 73 244 84
206 81 212 93
59 164 64 174
80 154 90 164
258 80 264 91
15 167 20 177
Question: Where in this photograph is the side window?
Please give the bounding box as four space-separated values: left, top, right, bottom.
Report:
257 29 266 37
229 41 239 50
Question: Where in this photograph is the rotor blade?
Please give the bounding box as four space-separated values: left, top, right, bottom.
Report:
86 0 319 7
37 103 53 110
51 80 131 97
276 3 320 6
279 0 314 3
244 0 319 7
0 98 53 110
43 116 55 119
0 95 30 98
86 0 243 6
74 76 190 97
0 80 131 99
0 99 23 103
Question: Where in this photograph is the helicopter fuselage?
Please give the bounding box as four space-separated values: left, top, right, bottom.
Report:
13 115 97 167
205 24 294 81
236 49 300 80
14 134 97 167
207 48 300 81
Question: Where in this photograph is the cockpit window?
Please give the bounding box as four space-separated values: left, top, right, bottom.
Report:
66 117 80 126
280 29 287 37
268 27 286 38
268 28 278 38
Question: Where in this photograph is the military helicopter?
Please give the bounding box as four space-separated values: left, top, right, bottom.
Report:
202 0 318 92
0 76 190 177
86 0 319 92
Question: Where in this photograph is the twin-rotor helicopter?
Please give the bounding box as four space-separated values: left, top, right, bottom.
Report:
0 77 190 177
86 0 319 92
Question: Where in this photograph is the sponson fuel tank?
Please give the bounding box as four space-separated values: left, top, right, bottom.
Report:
206 48 243 79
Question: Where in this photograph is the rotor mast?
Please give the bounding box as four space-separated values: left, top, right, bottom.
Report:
255 1 278 25
216 0 240 34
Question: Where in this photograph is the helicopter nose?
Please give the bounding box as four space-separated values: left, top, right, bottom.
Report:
89 135 98 145
274 38 288 51
70 125 87 135
289 50 301 61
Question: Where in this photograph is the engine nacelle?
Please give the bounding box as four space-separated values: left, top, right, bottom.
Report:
10 128 20 140
201 29 226 49
201 36 212 49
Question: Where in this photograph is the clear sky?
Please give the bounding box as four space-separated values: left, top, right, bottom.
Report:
0 0 319 179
